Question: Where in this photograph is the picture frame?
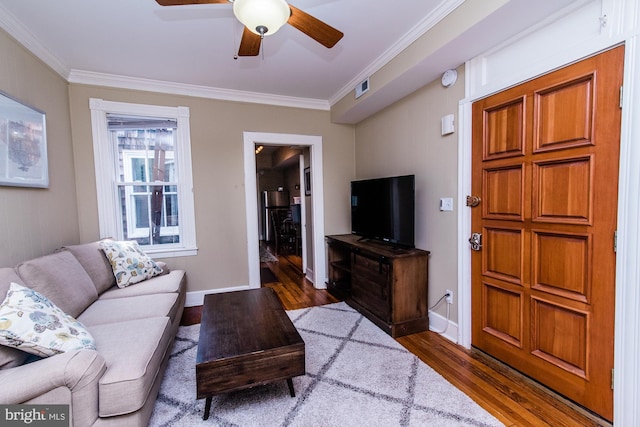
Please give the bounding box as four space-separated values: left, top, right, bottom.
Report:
304 167 311 196
0 91 48 188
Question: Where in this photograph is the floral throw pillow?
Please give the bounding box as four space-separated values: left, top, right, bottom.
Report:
0 283 96 358
99 240 163 288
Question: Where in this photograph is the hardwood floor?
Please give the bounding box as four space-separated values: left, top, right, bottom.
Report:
180 251 610 427
261 254 339 310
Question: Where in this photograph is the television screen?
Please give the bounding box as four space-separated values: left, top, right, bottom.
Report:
351 175 415 248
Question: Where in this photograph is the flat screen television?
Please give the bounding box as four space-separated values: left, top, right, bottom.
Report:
351 174 415 248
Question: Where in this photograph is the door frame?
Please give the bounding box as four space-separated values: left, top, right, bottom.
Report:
243 131 326 289
299 153 309 274
456 14 640 426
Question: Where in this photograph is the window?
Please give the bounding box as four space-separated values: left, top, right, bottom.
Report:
90 99 197 257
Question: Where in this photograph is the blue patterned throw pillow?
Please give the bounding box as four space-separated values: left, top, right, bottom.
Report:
0 283 96 357
99 239 163 288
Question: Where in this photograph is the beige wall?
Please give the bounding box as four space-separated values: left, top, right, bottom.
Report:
354 65 464 323
0 29 79 266
0 22 460 312
67 84 354 294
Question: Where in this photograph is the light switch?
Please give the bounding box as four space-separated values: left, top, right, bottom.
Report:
440 198 453 211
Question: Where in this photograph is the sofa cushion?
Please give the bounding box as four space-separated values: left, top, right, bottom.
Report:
89 317 171 417
98 270 185 300
16 251 98 318
59 241 115 294
0 283 96 357
78 293 180 327
0 268 29 369
99 240 163 288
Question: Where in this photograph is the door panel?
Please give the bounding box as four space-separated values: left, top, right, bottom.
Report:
532 231 591 301
483 227 523 284
484 165 524 220
482 282 523 347
534 75 594 151
531 297 589 377
484 97 526 159
533 156 593 223
471 46 623 421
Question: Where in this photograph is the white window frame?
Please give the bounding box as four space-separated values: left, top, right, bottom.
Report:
90 98 197 258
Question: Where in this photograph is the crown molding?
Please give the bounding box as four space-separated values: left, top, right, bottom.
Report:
68 70 330 110
329 0 465 106
0 4 70 79
0 1 329 111
0 0 462 112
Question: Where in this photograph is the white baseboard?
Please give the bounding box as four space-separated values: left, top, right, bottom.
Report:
428 309 458 344
185 285 252 307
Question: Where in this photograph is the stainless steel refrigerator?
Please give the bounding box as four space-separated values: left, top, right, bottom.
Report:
262 190 290 242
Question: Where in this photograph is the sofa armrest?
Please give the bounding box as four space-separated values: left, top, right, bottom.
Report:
0 350 106 425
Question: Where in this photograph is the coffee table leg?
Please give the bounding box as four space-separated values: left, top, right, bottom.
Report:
203 396 212 420
287 378 296 397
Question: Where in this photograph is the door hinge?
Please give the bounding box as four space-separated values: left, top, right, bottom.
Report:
614 230 618 252
612 368 614 390
620 86 623 109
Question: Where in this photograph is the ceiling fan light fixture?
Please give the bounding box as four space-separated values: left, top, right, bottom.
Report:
233 0 290 37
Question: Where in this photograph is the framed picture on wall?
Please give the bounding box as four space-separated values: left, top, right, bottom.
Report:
0 91 48 188
304 167 311 196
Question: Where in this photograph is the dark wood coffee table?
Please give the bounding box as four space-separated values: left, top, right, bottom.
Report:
196 288 305 420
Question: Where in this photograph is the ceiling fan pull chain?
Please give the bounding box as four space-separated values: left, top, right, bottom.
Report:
258 26 266 60
232 18 239 60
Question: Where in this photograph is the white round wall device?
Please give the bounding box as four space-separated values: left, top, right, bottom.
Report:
441 69 457 88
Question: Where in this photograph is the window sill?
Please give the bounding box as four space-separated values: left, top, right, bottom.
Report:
144 247 198 258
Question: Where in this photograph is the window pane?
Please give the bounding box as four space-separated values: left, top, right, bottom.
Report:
165 162 176 182
134 194 149 228
165 194 179 227
131 158 147 182
108 114 180 248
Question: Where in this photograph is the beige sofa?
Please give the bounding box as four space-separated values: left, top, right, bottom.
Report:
0 241 186 427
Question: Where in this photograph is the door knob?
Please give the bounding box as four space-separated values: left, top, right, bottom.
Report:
466 195 481 207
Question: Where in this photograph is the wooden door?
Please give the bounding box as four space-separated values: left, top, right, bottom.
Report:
471 46 624 421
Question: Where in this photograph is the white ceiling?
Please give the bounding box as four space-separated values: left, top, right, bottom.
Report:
0 0 446 100
0 0 580 117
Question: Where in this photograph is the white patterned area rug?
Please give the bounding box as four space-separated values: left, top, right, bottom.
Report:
150 302 504 427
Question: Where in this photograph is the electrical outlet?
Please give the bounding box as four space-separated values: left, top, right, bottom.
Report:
445 289 453 304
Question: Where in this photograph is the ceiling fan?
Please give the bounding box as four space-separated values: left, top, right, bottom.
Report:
155 0 344 57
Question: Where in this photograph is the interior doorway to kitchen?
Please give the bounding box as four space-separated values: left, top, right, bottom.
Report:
256 144 306 274
243 132 325 290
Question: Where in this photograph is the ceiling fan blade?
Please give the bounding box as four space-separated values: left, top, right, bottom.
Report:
237 27 262 56
156 0 228 6
287 5 343 48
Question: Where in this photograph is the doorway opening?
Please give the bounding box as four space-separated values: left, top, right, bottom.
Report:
256 145 305 276
243 132 326 290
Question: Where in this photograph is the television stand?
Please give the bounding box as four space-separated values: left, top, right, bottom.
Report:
325 234 430 337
